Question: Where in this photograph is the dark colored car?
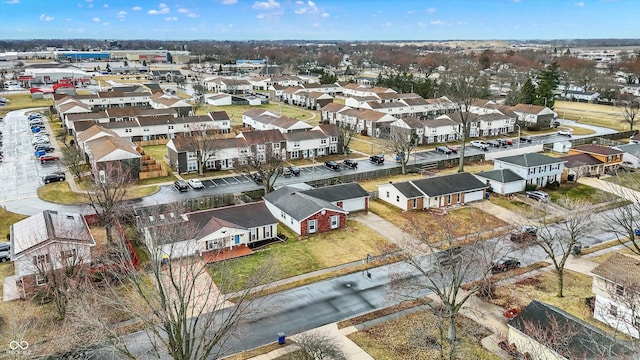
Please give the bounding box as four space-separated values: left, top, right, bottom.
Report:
173 180 189 192
0 242 10 252
497 138 513 146
40 155 59 164
325 161 340 171
510 225 538 242
520 136 533 143
486 140 501 148
288 165 301 176
34 144 55 153
436 146 452 154
0 250 9 262
253 172 263 183
43 171 66 184
370 155 384 165
491 258 521 273
343 159 358 169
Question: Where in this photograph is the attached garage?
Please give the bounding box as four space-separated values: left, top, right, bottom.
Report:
474 169 525 195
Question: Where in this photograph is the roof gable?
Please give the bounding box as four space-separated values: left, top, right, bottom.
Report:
495 153 565 168
411 172 487 196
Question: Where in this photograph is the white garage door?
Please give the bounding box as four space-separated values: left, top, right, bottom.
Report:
464 190 484 203
341 198 365 212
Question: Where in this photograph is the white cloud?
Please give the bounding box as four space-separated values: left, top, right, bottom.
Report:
456 20 466 25
221 0 237 4
426 7 436 13
5 0 20 4
92 17 101 22
253 0 280 10
383 21 392 27
177 8 188 13
187 13 199 18
87 3 94 8
103 3 108 8
430 19 443 25
164 16 178 21
85 0 92 2
148 3 169 14
102 22 110 26
65 17 72 21
39 14 54 22
418 22 426 28
132 5 142 10
256 13 266 19
575 1 585 7
312 22 320 27
407 10 415 15
118 10 127 19
321 12 329 17
294 0 319 15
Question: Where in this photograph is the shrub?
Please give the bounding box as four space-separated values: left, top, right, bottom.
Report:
525 184 537 191
545 180 560 190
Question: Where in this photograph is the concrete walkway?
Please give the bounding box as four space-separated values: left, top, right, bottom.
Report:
350 212 432 255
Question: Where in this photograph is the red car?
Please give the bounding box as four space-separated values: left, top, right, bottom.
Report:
447 145 459 153
40 155 59 164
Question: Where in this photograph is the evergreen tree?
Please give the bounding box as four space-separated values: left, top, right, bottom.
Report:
519 78 536 104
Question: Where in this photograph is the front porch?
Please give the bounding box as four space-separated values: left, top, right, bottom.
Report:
202 244 253 263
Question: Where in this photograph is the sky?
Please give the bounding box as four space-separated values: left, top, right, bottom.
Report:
0 0 638 41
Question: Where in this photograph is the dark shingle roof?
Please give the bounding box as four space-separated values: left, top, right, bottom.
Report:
572 144 624 156
411 172 487 197
495 153 565 167
475 169 524 183
392 182 424 198
301 183 369 203
560 153 603 168
509 300 635 359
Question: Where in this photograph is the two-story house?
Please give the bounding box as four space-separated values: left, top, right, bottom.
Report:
511 103 556 128
389 117 426 144
423 115 459 143
567 144 624 175
494 153 566 188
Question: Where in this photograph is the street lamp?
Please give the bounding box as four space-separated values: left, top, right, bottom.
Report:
516 124 521 149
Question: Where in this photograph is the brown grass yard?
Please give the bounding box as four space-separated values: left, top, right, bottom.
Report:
0 94 52 117
347 310 499 360
554 100 627 131
369 200 507 243
196 103 319 127
0 207 28 241
210 220 395 292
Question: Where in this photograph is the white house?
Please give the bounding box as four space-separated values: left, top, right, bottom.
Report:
591 253 640 339
474 169 525 195
614 143 640 168
423 115 459 143
494 153 565 188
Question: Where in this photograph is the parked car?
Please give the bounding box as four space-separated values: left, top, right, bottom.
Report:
343 159 358 169
634 228 640 237
520 135 533 143
0 250 10 262
28 112 42 120
29 119 44 126
282 167 292 177
497 138 513 146
43 171 66 184
436 146 452 154
491 257 521 273
188 179 205 189
558 129 573 137
526 190 550 202
486 140 501 148
40 155 59 164
470 140 489 150
288 165 301 176
511 225 538 242
0 242 10 252
253 172 263 183
34 144 55 153
325 160 340 171
447 145 459 153
173 180 189 192
370 155 384 164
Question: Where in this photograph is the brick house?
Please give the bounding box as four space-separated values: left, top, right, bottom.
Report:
8 211 95 299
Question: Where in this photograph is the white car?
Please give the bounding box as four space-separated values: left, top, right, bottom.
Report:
188 179 205 189
558 129 573 137
470 140 489 150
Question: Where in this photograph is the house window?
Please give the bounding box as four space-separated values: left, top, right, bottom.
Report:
609 304 618 317
396 195 400 202
273 143 280 149
251 228 257 241
257 144 265 151
308 219 317 234
206 240 220 250
330 215 340 229
125 128 132 133
265 227 271 238
35 274 47 286
33 254 50 267
60 248 77 260
386 191 390 198
320 139 327 145
294 141 300 148
412 198 418 209
616 284 625 296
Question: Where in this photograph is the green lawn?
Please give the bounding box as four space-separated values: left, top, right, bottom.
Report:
0 208 28 241
0 94 52 117
605 172 640 192
209 220 394 292
547 182 611 204
489 196 533 214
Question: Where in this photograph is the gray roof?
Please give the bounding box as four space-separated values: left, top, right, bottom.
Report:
616 143 640 157
495 153 565 167
391 181 424 198
475 169 524 183
263 186 347 221
509 300 635 358
301 183 369 203
411 172 487 197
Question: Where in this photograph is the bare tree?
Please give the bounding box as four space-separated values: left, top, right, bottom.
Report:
289 331 348 360
90 205 277 360
179 131 220 176
441 64 489 173
599 178 640 255
394 215 506 359
59 145 85 181
242 143 285 194
620 99 640 131
532 198 591 297
387 126 418 175
85 163 134 245
520 311 586 358
337 121 357 156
